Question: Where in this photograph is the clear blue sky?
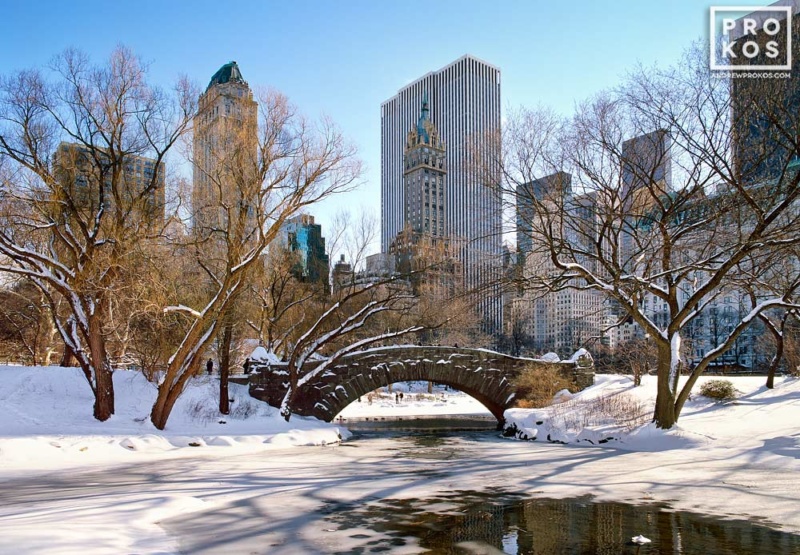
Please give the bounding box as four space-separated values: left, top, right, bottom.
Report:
0 0 764 253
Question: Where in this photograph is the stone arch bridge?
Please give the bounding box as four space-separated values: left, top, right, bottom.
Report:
248 346 594 425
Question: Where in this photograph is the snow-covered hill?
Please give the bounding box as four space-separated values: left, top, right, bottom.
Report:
0 365 347 476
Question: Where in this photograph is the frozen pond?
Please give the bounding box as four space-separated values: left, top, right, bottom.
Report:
308 431 800 554
341 414 499 433
3 427 800 554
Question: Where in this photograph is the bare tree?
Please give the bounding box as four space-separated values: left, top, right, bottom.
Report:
491 47 800 429
412 283 491 348
245 247 316 357
326 207 378 271
501 298 533 357
760 310 795 388
279 277 423 420
149 89 361 430
0 278 60 364
732 240 800 387
0 47 195 420
785 318 800 376
616 337 659 386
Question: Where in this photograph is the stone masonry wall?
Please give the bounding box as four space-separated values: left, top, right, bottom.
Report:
248 346 594 423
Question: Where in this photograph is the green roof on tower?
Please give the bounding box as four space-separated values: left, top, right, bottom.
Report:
416 92 430 142
206 61 246 92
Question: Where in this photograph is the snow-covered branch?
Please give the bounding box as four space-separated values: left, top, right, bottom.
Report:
163 305 203 319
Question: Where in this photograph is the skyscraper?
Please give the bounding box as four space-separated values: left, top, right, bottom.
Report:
381 54 502 331
53 142 166 225
511 177 604 357
192 61 258 235
278 214 330 286
729 2 800 182
403 94 446 238
516 172 572 260
387 95 462 297
621 129 672 204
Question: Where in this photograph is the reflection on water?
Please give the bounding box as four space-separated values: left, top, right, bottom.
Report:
323 492 800 554
321 424 800 554
346 419 499 461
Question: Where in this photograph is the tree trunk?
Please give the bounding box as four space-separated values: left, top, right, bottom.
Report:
219 322 232 415
151 384 182 430
150 360 199 430
765 315 787 389
766 335 784 389
282 355 300 421
43 347 55 367
60 345 75 367
283 392 294 422
281 381 296 422
88 311 114 419
652 344 678 429
93 363 114 421
35 291 55 366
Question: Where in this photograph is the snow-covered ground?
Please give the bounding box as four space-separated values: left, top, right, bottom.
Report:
336 381 490 418
3 365 800 553
0 365 347 477
507 373 800 456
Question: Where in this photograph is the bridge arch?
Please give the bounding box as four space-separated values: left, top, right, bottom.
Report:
249 346 595 425
318 361 514 423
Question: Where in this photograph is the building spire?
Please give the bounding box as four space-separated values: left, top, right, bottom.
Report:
416 92 431 142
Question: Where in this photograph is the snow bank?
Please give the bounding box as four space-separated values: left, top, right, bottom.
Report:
0 365 348 476
249 346 282 364
337 383 491 418
540 352 560 362
568 348 591 362
504 373 800 453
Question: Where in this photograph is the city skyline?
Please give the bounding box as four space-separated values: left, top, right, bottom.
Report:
0 0 756 259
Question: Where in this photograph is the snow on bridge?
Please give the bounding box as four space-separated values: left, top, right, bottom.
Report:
248 346 595 424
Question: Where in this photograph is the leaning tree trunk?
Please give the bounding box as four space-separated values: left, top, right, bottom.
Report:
281 352 303 421
218 322 233 415
766 334 784 389
150 356 202 430
764 315 786 390
652 343 678 429
150 379 185 430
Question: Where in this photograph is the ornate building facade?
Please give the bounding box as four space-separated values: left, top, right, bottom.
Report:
381 55 502 331
192 61 258 236
389 97 462 298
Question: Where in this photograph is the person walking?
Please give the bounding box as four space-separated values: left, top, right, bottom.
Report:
206 358 213 375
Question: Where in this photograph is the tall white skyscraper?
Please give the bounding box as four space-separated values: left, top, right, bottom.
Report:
381 54 502 331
